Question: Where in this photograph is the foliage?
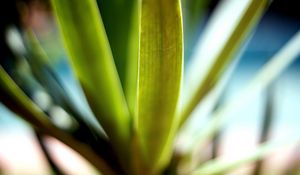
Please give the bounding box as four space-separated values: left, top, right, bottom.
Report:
0 0 300 174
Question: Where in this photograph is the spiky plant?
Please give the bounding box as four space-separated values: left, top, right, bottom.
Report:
0 0 300 174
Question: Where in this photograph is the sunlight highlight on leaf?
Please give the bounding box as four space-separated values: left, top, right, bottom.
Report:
136 0 183 172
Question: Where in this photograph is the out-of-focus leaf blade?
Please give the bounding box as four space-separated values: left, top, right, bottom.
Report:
51 0 131 155
184 30 300 163
35 132 65 175
191 134 300 175
176 55 240 153
180 0 268 127
0 66 117 175
137 0 183 172
253 86 274 175
182 0 210 60
23 32 124 173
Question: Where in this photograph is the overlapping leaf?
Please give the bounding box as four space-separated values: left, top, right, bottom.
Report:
180 0 268 127
0 66 116 175
192 134 300 175
182 30 300 172
51 0 131 159
97 0 139 114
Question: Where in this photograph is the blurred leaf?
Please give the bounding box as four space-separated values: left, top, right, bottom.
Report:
24 31 73 110
184 30 300 163
182 0 210 60
51 0 131 159
176 55 240 155
253 86 275 175
24 31 103 135
35 132 65 175
191 134 300 175
136 0 183 172
23 31 124 173
180 0 268 127
282 145 300 175
0 66 117 175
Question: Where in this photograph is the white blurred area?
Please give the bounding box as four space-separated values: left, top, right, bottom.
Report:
0 108 98 175
218 67 300 175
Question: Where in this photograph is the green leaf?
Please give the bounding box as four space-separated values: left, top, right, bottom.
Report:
23 32 124 172
136 0 183 172
97 0 139 114
182 30 300 167
191 134 300 175
96 0 135 85
177 57 240 153
24 31 101 133
51 0 131 156
0 66 117 175
179 0 268 127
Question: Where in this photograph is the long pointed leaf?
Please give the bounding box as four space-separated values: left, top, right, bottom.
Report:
192 134 300 175
185 30 300 159
124 1 140 116
51 0 131 157
0 66 117 175
180 0 268 127
97 0 139 114
22 31 124 172
137 0 184 172
253 86 275 175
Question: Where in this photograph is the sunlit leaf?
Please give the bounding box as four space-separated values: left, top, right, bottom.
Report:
136 0 183 172
51 0 131 158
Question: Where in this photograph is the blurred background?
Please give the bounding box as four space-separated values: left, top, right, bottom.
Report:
0 0 299 174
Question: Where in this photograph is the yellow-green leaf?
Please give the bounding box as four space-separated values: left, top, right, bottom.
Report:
136 0 183 172
51 0 131 157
